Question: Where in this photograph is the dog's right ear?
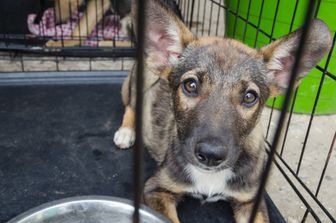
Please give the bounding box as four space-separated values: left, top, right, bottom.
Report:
132 0 194 74
260 19 332 96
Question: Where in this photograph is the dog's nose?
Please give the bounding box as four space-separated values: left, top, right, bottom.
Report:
195 141 227 167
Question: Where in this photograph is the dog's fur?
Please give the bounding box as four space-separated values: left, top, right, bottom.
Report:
46 0 181 47
46 0 132 47
114 0 332 222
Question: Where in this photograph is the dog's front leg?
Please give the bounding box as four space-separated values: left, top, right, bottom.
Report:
144 173 183 223
231 198 269 223
114 68 136 149
114 105 135 149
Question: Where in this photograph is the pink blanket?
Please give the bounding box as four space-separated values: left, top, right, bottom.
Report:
27 8 129 46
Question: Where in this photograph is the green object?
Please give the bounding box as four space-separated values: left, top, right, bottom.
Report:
226 0 336 114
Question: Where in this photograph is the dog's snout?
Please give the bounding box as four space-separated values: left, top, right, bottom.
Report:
195 140 227 167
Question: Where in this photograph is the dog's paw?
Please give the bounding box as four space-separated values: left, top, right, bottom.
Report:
46 40 80 47
113 127 135 149
45 40 64 47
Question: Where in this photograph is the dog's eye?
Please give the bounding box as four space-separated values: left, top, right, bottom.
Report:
182 78 199 97
242 90 258 107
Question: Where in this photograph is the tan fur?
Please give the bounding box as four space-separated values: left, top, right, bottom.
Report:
233 199 269 223
144 190 180 223
120 106 135 129
144 169 187 223
47 0 132 47
55 0 84 24
157 169 187 194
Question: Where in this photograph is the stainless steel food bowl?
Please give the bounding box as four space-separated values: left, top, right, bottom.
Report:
7 196 169 223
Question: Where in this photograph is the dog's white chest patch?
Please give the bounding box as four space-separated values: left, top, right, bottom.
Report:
185 164 234 201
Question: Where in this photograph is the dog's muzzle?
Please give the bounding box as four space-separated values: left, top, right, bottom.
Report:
194 139 227 167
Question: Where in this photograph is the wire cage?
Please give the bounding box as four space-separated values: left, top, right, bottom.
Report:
0 0 335 223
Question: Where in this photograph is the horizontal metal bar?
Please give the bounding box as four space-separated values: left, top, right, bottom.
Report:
0 43 136 58
0 71 127 86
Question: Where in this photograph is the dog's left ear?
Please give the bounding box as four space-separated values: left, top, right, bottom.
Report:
260 19 332 96
132 0 194 73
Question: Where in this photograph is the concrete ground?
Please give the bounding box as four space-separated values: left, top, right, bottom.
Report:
262 107 336 223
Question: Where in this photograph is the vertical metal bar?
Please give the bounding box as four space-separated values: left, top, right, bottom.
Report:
301 131 336 223
89 58 92 71
296 33 336 175
314 0 322 18
113 0 116 47
195 0 201 35
133 0 146 222
215 0 221 36
20 54 25 72
55 56 60 71
269 0 280 41
242 0 252 42
207 0 214 36
278 0 301 156
22 0 29 48
289 0 299 32
95 0 99 47
201 0 206 35
69 0 74 40
253 0 265 48
279 89 298 156
314 133 336 197
189 0 195 29
232 0 241 38
186 0 190 26
77 0 82 46
248 1 316 222
40 0 47 40
52 0 61 71
53 1 59 43
59 0 65 46
265 98 276 140
85 1 90 42
37 0 45 41
183 0 187 22
102 0 105 41
223 0 227 37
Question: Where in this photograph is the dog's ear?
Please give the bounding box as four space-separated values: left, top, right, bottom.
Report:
260 19 332 96
132 0 194 73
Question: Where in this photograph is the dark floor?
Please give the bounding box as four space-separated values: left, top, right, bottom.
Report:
0 82 283 223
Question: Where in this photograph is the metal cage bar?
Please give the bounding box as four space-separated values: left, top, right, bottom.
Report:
248 1 316 222
133 0 146 222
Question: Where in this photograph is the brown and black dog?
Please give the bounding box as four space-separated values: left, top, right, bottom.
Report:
114 0 332 222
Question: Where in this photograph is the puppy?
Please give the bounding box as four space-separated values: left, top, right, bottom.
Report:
47 0 131 47
114 0 332 222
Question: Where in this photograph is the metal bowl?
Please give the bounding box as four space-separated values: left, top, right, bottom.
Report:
7 196 169 223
